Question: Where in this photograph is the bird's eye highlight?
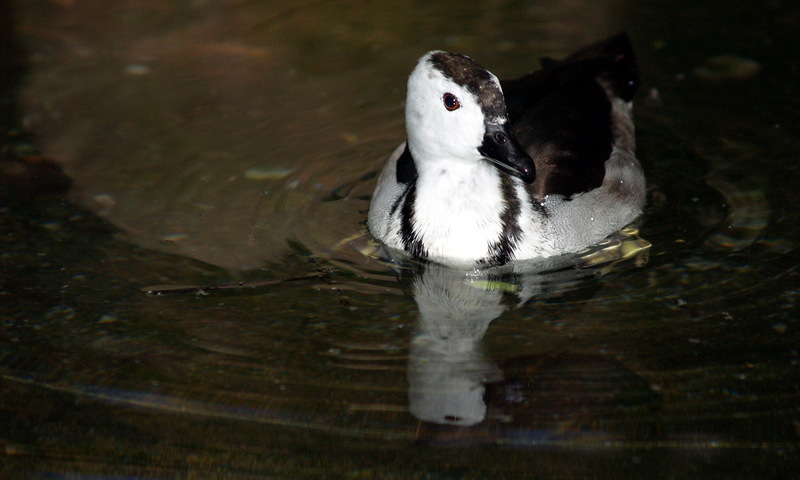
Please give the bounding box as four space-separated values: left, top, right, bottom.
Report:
443 93 460 111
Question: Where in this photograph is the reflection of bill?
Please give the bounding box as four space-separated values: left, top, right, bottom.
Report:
403 228 652 431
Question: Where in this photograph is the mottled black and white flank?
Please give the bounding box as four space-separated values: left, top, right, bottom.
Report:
367 33 646 267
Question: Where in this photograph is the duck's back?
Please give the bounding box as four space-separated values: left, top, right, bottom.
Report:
501 32 639 201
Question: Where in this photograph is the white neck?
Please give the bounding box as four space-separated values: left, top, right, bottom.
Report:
412 159 506 263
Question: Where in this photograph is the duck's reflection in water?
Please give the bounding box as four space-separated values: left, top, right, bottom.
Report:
408 263 505 427
395 229 657 444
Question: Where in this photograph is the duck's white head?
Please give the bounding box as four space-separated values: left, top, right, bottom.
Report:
405 51 534 182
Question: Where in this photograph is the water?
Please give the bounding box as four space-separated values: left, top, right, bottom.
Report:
3 0 799 478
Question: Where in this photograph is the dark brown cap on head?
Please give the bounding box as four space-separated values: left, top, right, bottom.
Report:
428 52 508 122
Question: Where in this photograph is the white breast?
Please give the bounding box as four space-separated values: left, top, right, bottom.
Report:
412 161 505 262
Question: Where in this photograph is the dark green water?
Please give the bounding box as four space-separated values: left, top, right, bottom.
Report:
2 1 799 478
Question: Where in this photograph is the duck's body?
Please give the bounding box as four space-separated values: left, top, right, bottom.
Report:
368 33 645 267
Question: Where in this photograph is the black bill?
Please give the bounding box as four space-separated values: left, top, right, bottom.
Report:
477 123 535 183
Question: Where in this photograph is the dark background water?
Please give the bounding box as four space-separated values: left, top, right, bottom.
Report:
2 0 799 478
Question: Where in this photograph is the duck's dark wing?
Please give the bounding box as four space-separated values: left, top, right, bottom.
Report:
501 32 638 200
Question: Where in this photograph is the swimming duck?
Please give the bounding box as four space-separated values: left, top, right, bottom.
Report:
367 33 646 267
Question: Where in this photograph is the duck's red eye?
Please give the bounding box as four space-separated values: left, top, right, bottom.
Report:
443 93 460 111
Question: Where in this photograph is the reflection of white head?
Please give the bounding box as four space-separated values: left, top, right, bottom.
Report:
408 335 500 426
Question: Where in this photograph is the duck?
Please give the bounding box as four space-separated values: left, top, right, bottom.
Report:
367 33 646 267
